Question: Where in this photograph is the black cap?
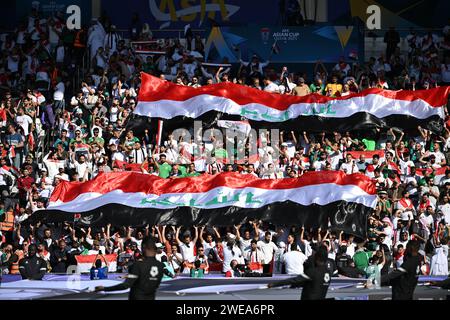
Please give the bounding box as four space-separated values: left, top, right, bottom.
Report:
315 245 328 264
141 236 157 252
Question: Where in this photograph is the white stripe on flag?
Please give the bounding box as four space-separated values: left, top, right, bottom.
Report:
135 93 444 122
48 184 377 213
75 254 118 273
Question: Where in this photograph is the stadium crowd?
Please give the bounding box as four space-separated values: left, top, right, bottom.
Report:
0 7 450 281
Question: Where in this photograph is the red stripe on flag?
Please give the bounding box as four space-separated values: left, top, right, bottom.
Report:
113 160 148 172
415 166 448 177
346 150 385 160
50 171 377 203
138 73 450 111
75 254 117 264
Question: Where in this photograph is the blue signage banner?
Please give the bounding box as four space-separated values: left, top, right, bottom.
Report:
101 0 281 30
15 0 92 25
329 0 450 30
204 25 364 64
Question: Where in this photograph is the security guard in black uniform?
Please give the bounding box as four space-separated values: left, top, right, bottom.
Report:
19 244 47 280
381 240 421 300
267 245 331 300
95 237 164 300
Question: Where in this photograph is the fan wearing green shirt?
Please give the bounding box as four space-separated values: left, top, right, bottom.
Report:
88 128 105 148
178 165 187 177
353 241 374 273
70 128 86 147
190 260 205 278
214 148 228 161
153 154 172 179
0 204 5 222
362 138 376 151
169 164 184 178
53 129 70 150
184 163 200 177
124 130 140 151
142 56 156 74
309 78 326 95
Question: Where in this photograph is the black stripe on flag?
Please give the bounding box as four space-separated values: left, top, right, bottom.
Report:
30 201 371 238
128 112 444 135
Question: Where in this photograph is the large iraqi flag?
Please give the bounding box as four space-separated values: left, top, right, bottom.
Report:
31 171 377 238
131 73 449 133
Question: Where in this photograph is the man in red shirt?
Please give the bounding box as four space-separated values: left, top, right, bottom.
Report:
17 168 34 206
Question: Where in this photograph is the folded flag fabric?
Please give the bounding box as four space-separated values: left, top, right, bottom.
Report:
112 160 148 172
345 150 386 162
416 166 449 184
75 254 118 273
32 171 378 238
217 120 252 136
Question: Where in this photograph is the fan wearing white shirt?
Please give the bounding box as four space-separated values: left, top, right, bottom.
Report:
175 226 198 265
236 226 253 257
299 227 314 257
71 154 91 181
340 154 359 174
438 169 450 186
263 77 280 93
246 240 265 273
129 141 147 164
109 144 126 162
27 192 45 213
54 166 70 182
438 194 450 222
223 240 245 273
241 164 259 177
394 232 410 250
397 152 414 178
84 227 108 255
54 80 65 102
333 59 351 77
339 232 356 258
260 163 278 179
430 142 446 166
87 240 107 256
158 145 177 164
15 108 33 137
257 231 279 273
155 243 168 262
199 226 218 258
281 244 308 275
326 143 342 170
14 209 29 225
169 244 184 273
313 152 328 171
258 143 275 159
